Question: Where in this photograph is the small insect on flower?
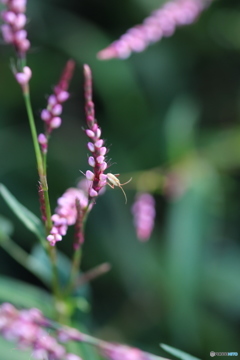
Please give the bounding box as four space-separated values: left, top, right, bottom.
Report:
106 173 132 204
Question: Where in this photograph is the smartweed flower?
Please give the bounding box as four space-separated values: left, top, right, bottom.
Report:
83 64 108 199
38 60 75 153
98 0 209 59
47 187 88 246
132 193 156 241
0 303 82 360
1 0 30 57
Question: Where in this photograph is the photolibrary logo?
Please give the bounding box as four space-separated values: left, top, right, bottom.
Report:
210 351 238 357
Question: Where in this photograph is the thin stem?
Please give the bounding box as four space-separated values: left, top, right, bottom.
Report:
23 92 44 180
65 247 82 296
65 199 95 296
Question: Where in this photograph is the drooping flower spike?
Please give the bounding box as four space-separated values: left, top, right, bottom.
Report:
98 0 210 60
1 0 30 57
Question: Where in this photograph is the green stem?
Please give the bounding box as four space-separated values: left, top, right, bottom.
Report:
65 199 95 296
23 92 44 180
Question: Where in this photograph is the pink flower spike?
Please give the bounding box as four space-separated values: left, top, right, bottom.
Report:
97 0 209 59
132 193 156 241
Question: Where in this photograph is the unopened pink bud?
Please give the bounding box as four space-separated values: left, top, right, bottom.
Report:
1 24 13 43
96 155 105 164
11 0 27 13
99 147 107 156
14 29 27 40
41 109 51 121
57 91 69 102
15 66 31 86
95 139 104 148
86 170 95 181
87 142 95 152
14 13 26 29
2 11 16 24
48 94 57 106
86 129 95 138
88 156 95 167
50 117 61 129
89 188 98 197
96 128 101 138
38 133 47 145
52 104 62 116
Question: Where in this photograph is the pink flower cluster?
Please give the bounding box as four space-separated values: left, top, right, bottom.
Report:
47 187 88 246
1 0 30 57
0 303 82 360
38 60 75 153
84 64 108 198
98 0 208 59
132 193 156 241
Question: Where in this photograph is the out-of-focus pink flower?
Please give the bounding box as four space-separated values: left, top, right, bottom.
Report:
0 303 82 360
47 187 88 246
132 193 156 241
97 0 209 60
83 64 108 199
1 0 30 57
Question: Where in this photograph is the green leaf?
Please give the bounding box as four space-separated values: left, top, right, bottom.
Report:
0 215 14 237
0 337 32 360
0 276 53 316
160 344 201 360
29 244 90 299
0 183 45 243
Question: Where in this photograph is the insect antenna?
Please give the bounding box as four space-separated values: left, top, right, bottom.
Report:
119 185 128 204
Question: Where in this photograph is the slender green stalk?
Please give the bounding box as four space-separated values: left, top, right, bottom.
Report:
23 92 44 180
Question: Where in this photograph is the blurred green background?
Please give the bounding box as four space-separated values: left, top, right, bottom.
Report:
1 0 240 359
